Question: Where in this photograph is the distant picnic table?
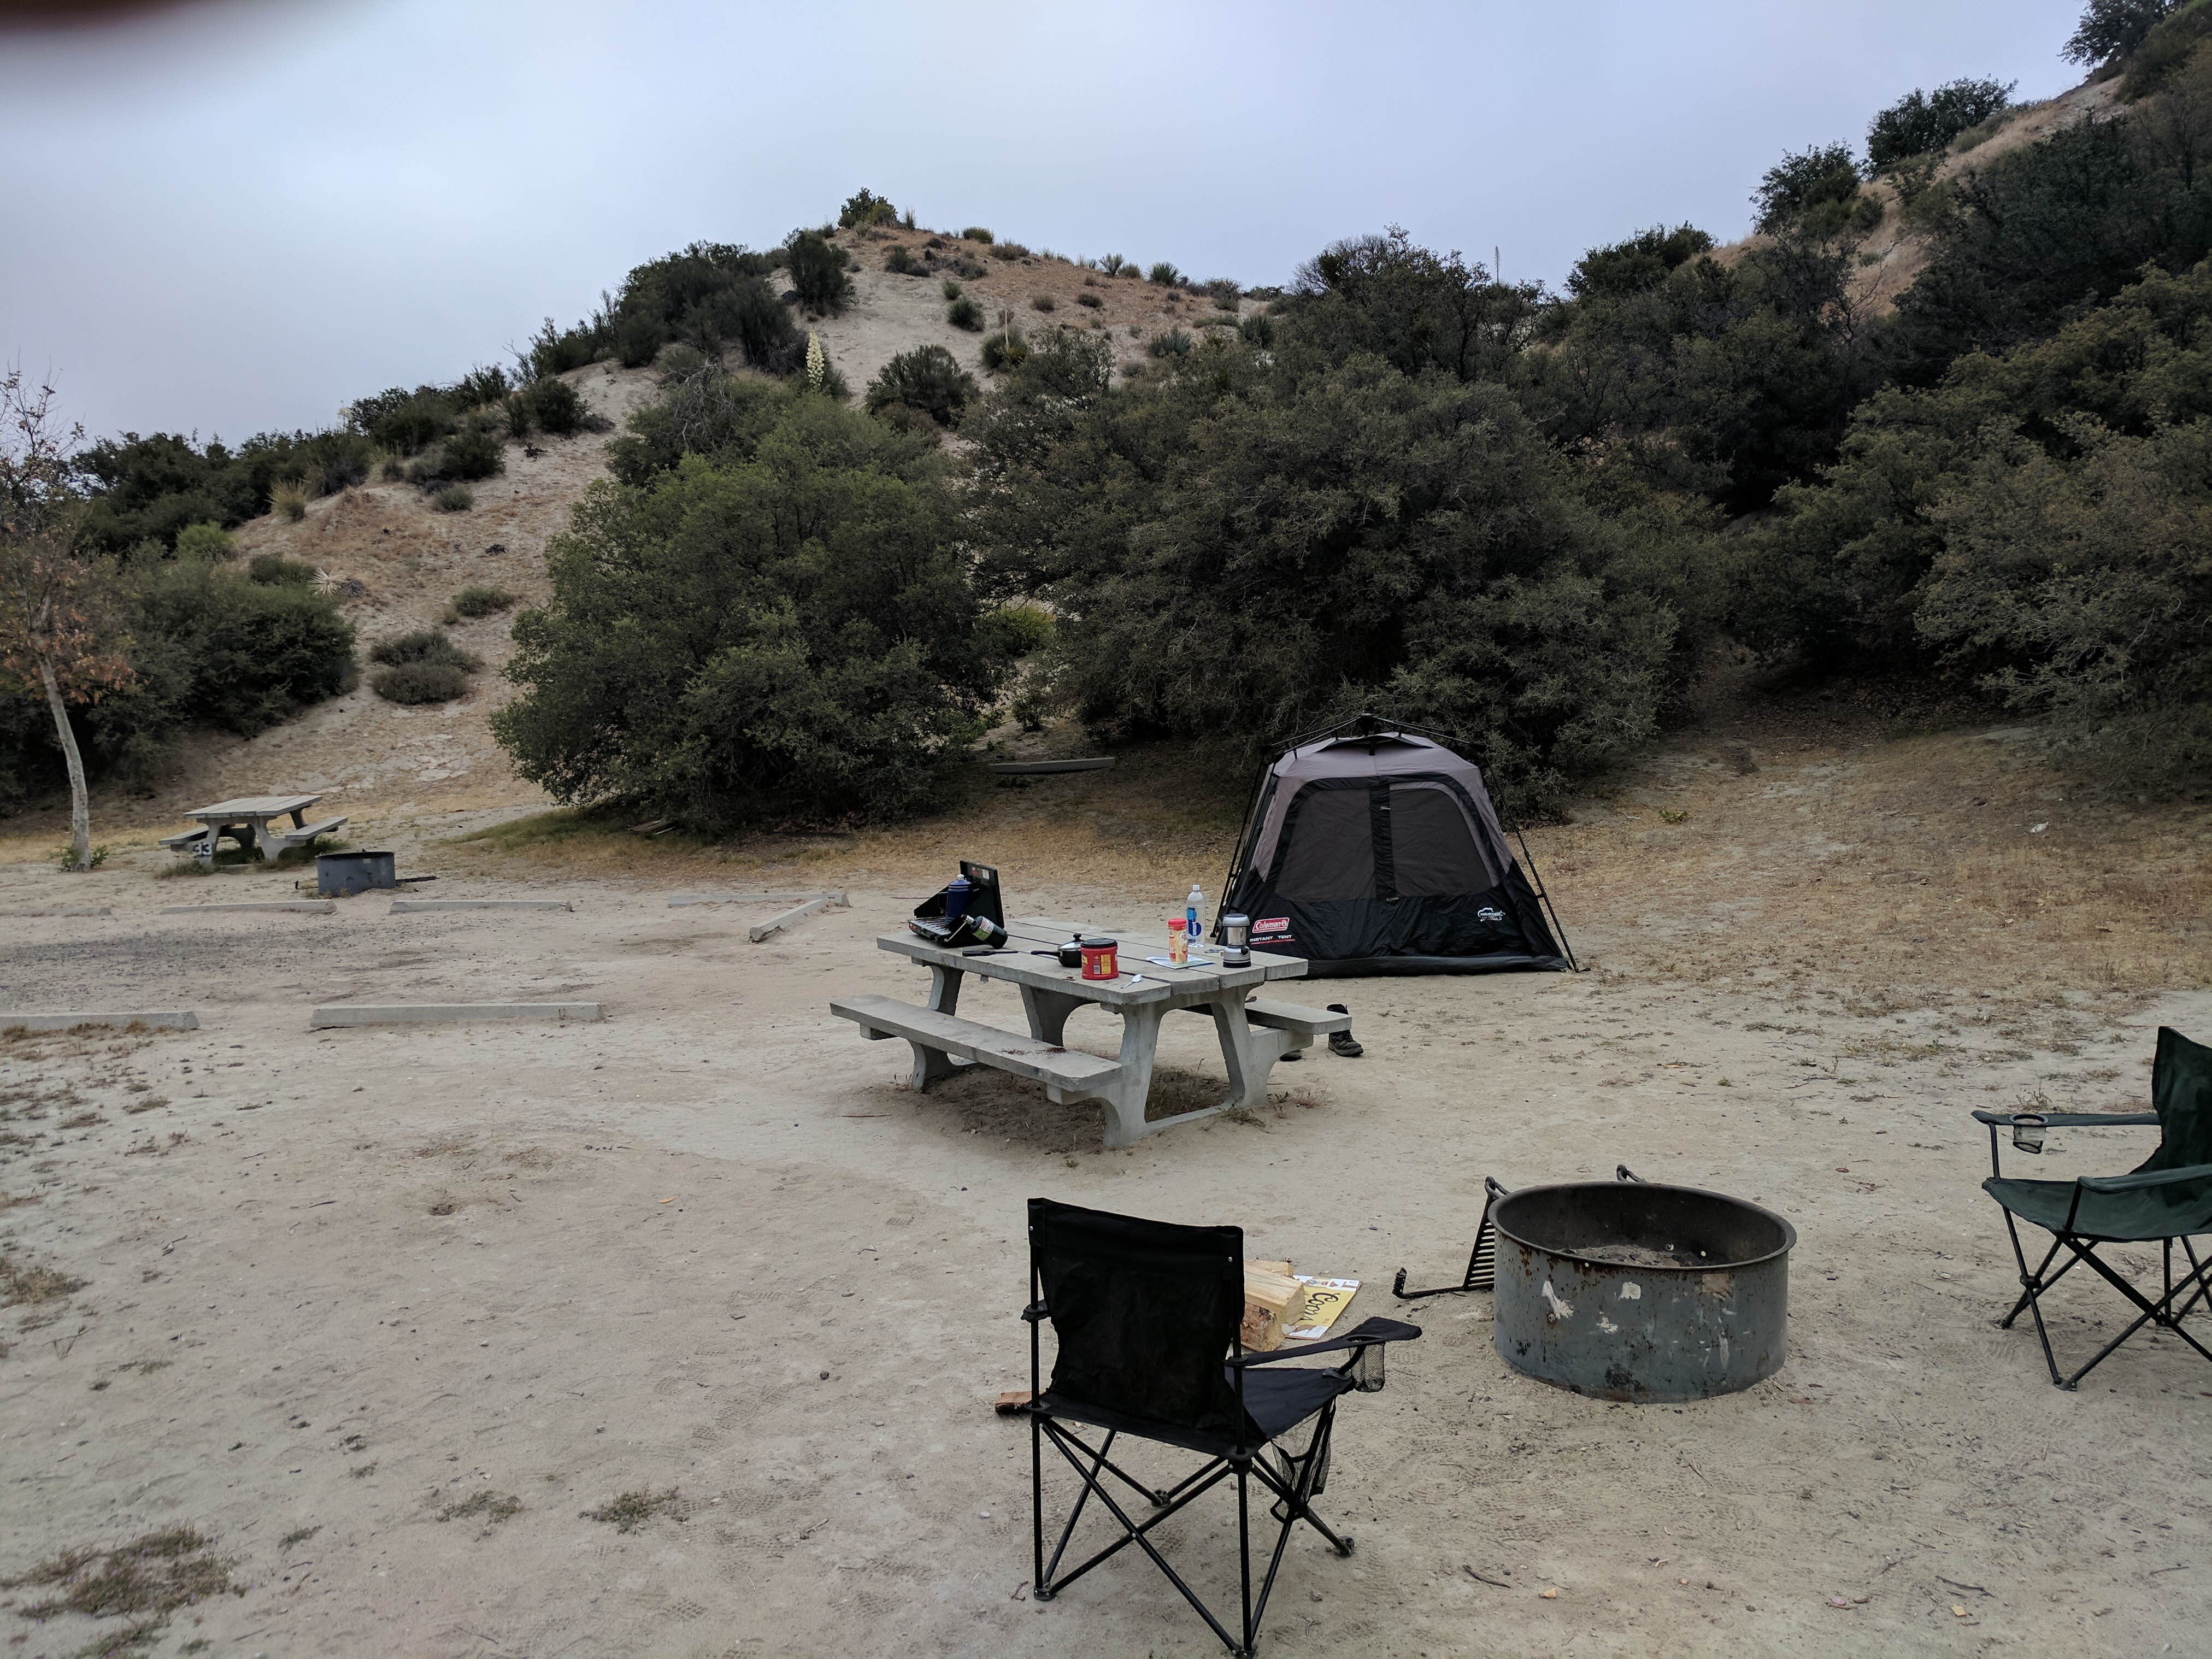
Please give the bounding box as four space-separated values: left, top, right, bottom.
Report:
832 915 1350 1149
161 795 348 862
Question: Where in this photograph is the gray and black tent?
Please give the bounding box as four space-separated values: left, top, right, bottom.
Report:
1218 717 1575 976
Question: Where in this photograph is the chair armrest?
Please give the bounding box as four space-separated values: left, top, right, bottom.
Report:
1226 1316 1421 1368
1021 1299 1049 1324
1972 1111 2159 1128
2077 1163 2212 1195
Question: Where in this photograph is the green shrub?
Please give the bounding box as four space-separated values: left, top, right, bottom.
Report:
432 484 474 513
456 364 511 408
173 521 235 561
787 231 854 314
1237 312 1275 347
947 296 984 330
504 393 534 439
885 245 920 275
528 377 587 435
1566 224 1715 298
443 420 507 480
523 315 607 379
1075 291 1103 309
839 189 899 228
450 584 517 619
615 309 668 368
271 479 309 522
1753 143 1863 233
1867 78 2016 167
1147 328 1192 358
2066 0 2184 67
1099 254 1126 275
492 395 1007 828
2122 1 2212 96
866 345 980 427
114 556 356 742
370 628 481 670
962 226 993 243
1205 278 1240 309
607 369 793 484
1029 293 1056 311
372 661 473 704
979 603 1054 656
1147 261 1182 286
980 327 1029 372
942 279 963 300
248 552 317 587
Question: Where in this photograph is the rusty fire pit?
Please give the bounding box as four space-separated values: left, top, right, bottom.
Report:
1491 1178 1796 1402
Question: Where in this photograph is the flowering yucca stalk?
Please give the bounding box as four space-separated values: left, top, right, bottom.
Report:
805 332 826 393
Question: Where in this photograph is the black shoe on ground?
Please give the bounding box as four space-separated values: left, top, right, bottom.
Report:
1327 1004 1363 1058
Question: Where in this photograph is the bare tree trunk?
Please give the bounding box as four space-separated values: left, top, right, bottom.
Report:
36 651 91 870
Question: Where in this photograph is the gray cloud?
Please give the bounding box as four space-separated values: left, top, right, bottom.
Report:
3 0 2085 441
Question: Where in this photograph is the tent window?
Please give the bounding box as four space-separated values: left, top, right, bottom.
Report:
1387 783 1496 896
1272 787 1377 901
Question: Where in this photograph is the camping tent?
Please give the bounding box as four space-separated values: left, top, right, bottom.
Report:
1218 720 1574 976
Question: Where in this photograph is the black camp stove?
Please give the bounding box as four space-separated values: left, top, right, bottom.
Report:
1396 1168 1797 1403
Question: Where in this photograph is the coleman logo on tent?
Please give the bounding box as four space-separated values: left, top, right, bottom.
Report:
1253 917 1291 936
1476 906 1505 923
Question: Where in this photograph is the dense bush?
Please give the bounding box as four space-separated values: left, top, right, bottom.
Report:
2 556 357 803
432 484 473 513
272 480 309 521
1867 78 2015 167
373 661 472 704
1146 328 1192 357
947 296 984 330
522 314 608 379
964 332 1690 812
1566 223 1715 298
527 376 587 435
408 419 504 487
370 628 481 669
247 552 317 587
493 396 1005 827
75 427 366 551
962 226 993 243
173 521 234 561
449 584 517 619
1146 261 1181 286
941 279 963 301
885 245 920 274
840 189 899 228
787 231 854 314
1885 63 2212 384
606 368 791 485
2122 0 2212 96
1029 293 1055 311
1752 143 1864 233
980 327 1029 372
2066 0 2181 65
865 345 979 427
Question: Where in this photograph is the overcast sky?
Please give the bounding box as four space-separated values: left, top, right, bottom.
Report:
4 0 2088 444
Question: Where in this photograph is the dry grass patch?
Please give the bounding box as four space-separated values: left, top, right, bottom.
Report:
582 1487 685 1533
2 1248 86 1307
2 1526 234 1628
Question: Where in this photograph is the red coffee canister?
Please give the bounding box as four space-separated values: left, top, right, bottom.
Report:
1079 937 1119 980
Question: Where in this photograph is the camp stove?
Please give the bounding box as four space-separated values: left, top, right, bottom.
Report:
1395 1167 1796 1403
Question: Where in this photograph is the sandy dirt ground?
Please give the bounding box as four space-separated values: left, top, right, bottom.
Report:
3 727 2209 1657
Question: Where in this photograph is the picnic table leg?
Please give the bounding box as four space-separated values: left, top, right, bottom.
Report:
1209 998 1289 1113
908 964 968 1090
251 817 283 862
1098 1005 1164 1150
1019 985 1085 1046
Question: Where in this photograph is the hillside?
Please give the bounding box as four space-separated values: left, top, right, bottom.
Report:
15 237 1225 850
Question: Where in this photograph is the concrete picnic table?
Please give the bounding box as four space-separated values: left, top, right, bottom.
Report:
833 914 1349 1148
161 794 348 862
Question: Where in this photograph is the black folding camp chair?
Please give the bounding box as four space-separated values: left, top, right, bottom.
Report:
1022 1197 1420 1657
1976 1026 2212 1389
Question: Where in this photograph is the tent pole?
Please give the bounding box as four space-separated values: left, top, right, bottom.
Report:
1216 760 1273 927
1510 825 1582 973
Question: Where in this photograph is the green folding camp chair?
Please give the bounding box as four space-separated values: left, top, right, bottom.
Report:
1975 1026 2212 1389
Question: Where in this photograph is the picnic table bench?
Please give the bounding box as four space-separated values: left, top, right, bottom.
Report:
160 795 348 862
831 916 1346 1148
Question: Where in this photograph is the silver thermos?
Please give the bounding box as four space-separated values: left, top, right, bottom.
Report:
1217 911 1252 966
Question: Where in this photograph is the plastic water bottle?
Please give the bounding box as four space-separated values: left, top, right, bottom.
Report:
1186 884 1205 946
